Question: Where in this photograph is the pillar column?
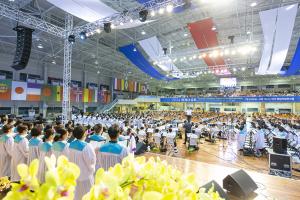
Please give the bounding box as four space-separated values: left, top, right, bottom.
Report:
83 68 87 112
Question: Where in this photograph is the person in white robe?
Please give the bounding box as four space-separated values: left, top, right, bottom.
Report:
52 128 69 159
85 124 105 150
237 125 247 150
37 129 54 183
27 127 43 165
68 126 96 200
96 124 128 171
11 125 29 182
0 125 14 178
255 126 266 150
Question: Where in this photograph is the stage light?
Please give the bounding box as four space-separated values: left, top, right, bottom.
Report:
189 57 193 61
139 10 148 22
51 60 56 64
166 4 174 13
183 56 186 60
120 22 124 26
111 24 116 29
173 58 177 62
209 53 213 58
231 50 236 55
211 26 217 31
37 43 43 49
104 23 112 33
130 19 134 23
224 49 230 55
241 67 246 71
184 33 188 37
202 53 207 58
159 7 165 14
79 31 87 40
193 55 197 59
250 2 257 7
133 48 137 52
233 68 237 71
247 31 251 35
141 30 146 35
97 71 100 74
68 35 75 44
96 29 101 33
150 10 156 17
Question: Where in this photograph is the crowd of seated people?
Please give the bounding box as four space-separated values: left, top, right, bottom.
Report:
163 89 300 98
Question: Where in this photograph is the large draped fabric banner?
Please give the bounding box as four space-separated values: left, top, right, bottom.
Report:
0 80 11 100
188 18 230 75
138 36 181 75
281 39 300 76
257 4 298 75
47 0 117 22
41 85 62 102
119 44 178 81
11 81 27 101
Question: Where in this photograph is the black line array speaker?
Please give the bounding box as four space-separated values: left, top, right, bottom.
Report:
11 26 34 71
200 180 229 200
223 169 258 198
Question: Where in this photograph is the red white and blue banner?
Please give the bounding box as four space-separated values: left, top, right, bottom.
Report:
161 96 300 103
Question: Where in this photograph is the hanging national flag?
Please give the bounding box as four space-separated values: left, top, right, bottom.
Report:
11 81 27 101
0 80 11 100
41 85 62 102
83 88 90 103
27 83 42 101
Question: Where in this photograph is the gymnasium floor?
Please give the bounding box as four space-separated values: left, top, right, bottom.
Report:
150 137 300 180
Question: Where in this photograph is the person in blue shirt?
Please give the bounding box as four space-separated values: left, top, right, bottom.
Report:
28 127 43 165
96 124 128 171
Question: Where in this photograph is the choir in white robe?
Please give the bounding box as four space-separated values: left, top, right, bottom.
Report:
27 137 43 165
0 134 14 177
11 134 29 182
52 141 69 159
237 127 247 150
96 141 128 171
68 140 96 200
37 142 53 183
255 129 266 150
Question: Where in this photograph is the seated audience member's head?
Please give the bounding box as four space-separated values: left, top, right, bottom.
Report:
30 127 42 138
73 126 87 140
17 125 28 135
127 128 132 135
44 129 55 142
54 128 68 142
155 129 160 133
26 123 33 131
93 124 103 134
1 117 8 125
14 120 23 127
44 124 53 132
35 123 44 132
108 124 121 141
2 124 13 134
168 128 172 133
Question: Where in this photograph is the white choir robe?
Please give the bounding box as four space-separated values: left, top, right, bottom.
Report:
11 135 29 182
52 141 69 159
28 137 43 165
37 142 53 183
0 134 14 177
255 130 266 150
237 128 247 150
68 140 96 200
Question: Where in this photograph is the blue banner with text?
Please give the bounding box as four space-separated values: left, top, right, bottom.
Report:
160 96 300 103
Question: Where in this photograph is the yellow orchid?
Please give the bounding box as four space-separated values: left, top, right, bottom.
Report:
4 159 39 200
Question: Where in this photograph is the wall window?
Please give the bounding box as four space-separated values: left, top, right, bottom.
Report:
266 108 275 112
0 107 11 115
0 70 13 80
247 108 258 112
18 107 39 116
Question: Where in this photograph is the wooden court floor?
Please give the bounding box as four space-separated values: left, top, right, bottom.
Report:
149 137 300 180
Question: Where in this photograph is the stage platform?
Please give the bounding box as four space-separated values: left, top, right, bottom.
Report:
145 153 300 200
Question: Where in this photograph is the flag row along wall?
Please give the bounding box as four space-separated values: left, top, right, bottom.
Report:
113 78 147 93
0 80 111 104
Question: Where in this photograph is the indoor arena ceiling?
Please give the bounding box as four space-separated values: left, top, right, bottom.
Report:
0 0 300 89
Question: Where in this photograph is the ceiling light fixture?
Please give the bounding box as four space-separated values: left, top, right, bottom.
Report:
150 10 156 17
166 4 174 13
141 30 146 35
37 44 43 49
159 7 165 14
250 2 257 7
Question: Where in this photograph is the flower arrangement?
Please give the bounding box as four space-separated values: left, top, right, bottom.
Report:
4 155 223 200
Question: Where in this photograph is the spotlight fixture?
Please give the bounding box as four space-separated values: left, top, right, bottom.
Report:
133 48 137 52
159 7 165 14
150 10 156 17
241 67 246 71
139 10 148 22
68 35 75 44
120 22 124 26
51 60 56 64
97 71 100 74
166 4 174 13
211 26 217 31
79 31 87 40
184 33 188 37
96 29 101 33
141 30 146 35
104 23 112 33
130 19 134 23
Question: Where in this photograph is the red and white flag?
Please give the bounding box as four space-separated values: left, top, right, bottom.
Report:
11 81 27 100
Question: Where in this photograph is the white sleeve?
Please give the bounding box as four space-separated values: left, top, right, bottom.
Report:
20 139 29 158
5 137 14 157
83 144 96 172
